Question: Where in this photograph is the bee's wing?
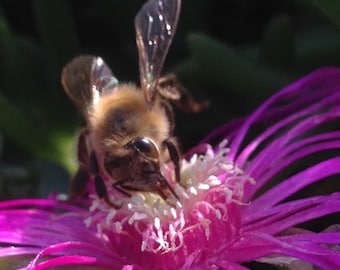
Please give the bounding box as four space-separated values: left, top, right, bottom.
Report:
61 55 119 116
135 0 181 106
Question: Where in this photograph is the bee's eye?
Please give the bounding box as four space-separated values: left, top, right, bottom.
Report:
125 137 158 158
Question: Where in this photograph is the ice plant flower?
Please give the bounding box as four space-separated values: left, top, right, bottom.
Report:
1 67 340 269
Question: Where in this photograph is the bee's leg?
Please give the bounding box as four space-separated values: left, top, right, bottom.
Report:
89 152 118 208
163 139 181 185
158 74 209 113
112 179 132 197
114 175 179 204
68 169 90 201
68 129 90 201
161 100 175 134
156 174 179 201
89 152 107 198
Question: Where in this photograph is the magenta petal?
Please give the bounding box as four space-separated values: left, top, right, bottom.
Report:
25 255 111 270
243 192 340 235
0 208 101 247
237 97 340 168
245 131 340 197
248 157 340 210
26 241 123 266
228 67 340 161
280 232 340 245
243 110 340 201
0 198 81 211
244 192 340 225
224 232 340 269
0 247 41 257
122 265 146 270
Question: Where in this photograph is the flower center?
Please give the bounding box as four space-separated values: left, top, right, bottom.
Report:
85 140 254 253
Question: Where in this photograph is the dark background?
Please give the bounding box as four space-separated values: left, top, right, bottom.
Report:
0 0 339 198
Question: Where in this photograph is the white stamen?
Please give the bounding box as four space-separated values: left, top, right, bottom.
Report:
141 240 147 251
89 198 100 212
84 217 92 227
198 183 210 190
97 223 103 236
114 222 123 233
207 175 222 186
170 207 177 219
189 186 198 195
215 209 222 220
105 210 116 226
154 217 161 230
128 212 147 225
218 162 234 171
218 139 229 149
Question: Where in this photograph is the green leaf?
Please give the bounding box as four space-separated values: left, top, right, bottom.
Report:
33 0 78 100
0 15 46 109
295 28 340 70
0 92 51 159
311 0 340 29
188 33 291 101
260 14 295 69
0 91 77 172
0 16 18 92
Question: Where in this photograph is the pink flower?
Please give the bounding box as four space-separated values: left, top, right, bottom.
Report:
1 67 340 269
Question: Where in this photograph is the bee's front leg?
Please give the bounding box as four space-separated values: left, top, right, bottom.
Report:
163 139 181 185
112 179 132 197
89 152 119 208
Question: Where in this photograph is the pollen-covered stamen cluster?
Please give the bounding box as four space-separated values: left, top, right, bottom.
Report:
85 140 254 253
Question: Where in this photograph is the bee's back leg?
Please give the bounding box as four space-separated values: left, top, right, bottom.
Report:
68 169 90 200
158 74 209 113
68 129 90 201
89 152 119 208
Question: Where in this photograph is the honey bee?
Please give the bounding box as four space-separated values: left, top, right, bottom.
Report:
61 0 208 207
